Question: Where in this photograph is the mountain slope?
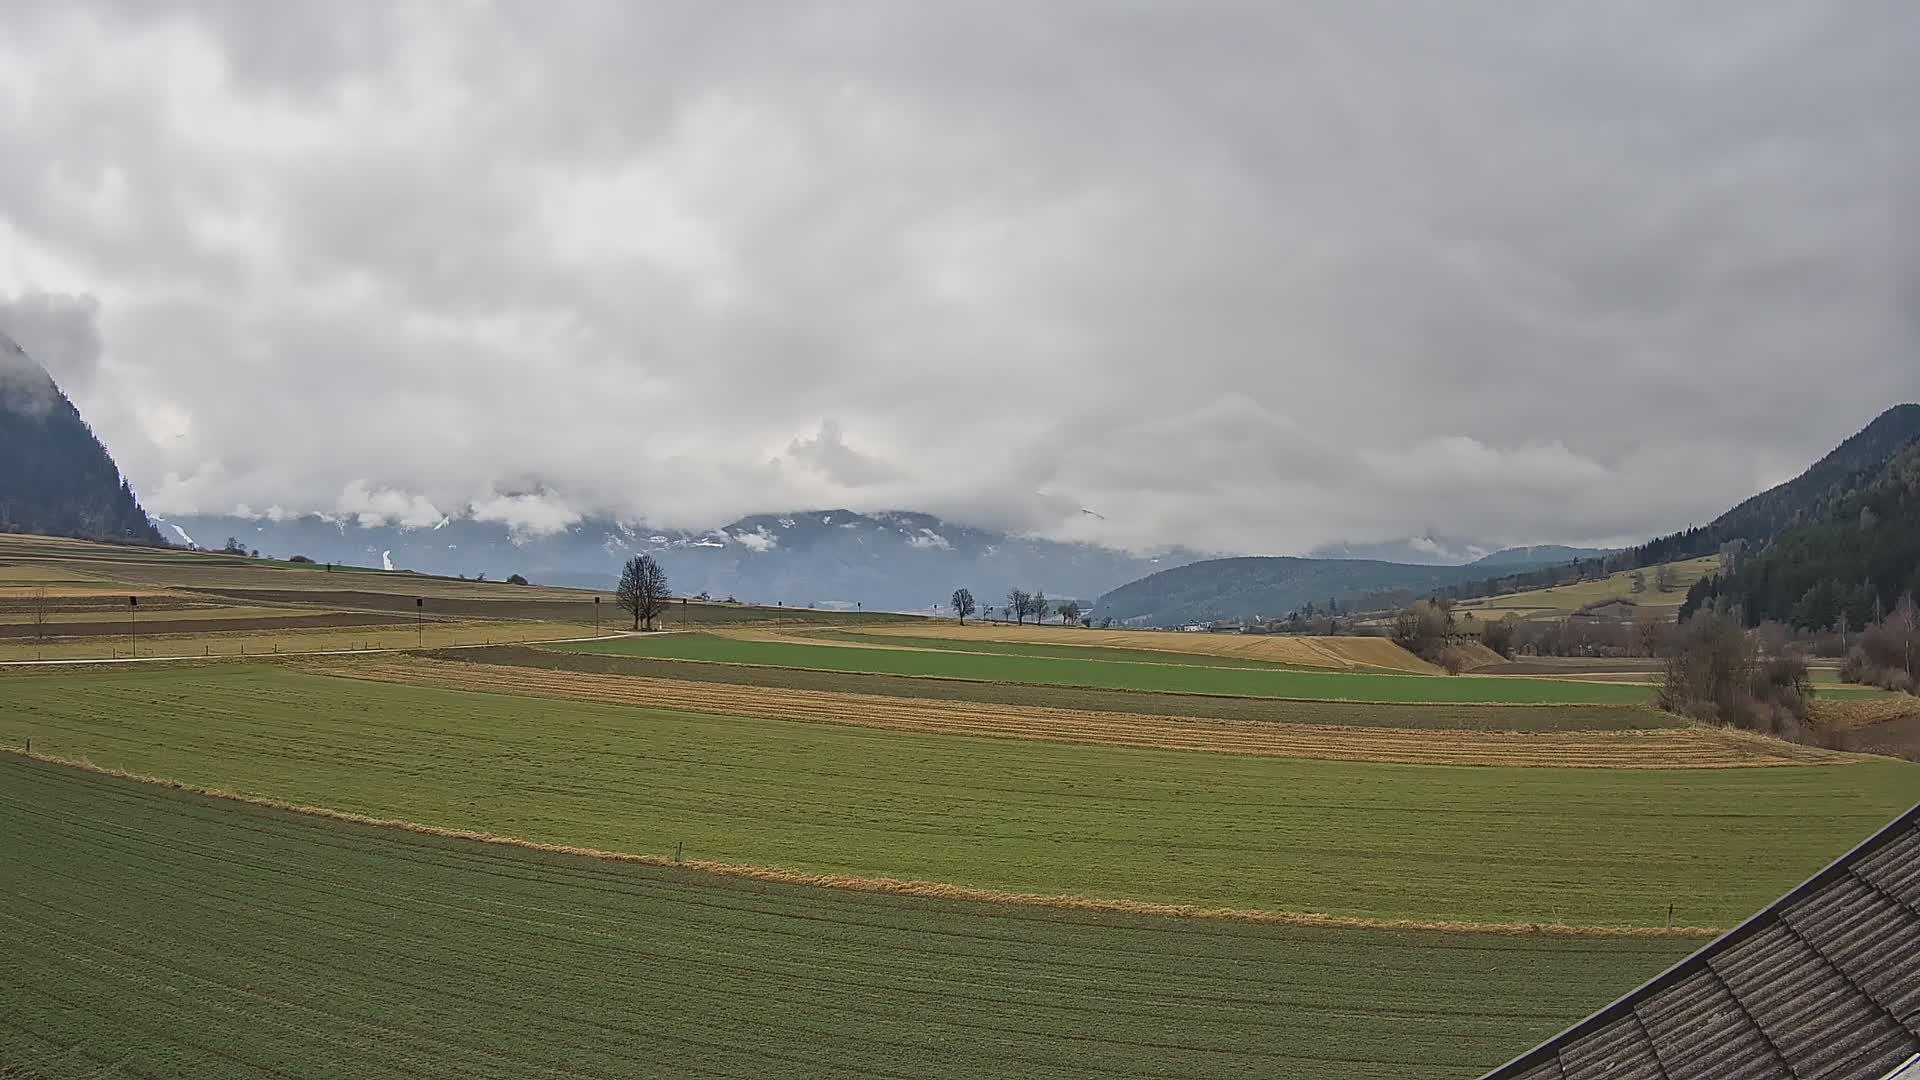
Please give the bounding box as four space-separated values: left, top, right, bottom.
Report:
1682 440 1920 628
1092 556 1491 627
1634 403 1920 567
0 335 162 544
1417 404 1920 610
1095 405 1920 626
164 508 1203 613
1470 544 1615 569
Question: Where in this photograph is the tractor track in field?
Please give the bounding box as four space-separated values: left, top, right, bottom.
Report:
314 656 1846 769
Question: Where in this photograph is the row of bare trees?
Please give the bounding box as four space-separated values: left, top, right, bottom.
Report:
1657 610 1812 739
947 587 1085 626
1003 588 1083 626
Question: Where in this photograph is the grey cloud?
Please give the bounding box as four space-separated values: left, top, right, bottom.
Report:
784 420 904 488
1 2 1917 552
0 292 103 413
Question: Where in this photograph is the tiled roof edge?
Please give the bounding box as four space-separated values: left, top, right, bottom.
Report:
1481 801 1920 1079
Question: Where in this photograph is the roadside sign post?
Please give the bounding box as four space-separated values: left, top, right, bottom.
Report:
416 597 424 647
594 595 601 636
129 595 138 657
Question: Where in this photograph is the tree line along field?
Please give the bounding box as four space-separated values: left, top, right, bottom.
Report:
0 756 1696 1080
4 664 1913 929
558 632 1685 704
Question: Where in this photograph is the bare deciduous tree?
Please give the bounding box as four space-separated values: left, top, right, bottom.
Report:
1057 600 1081 627
1029 590 1049 626
950 587 976 625
1007 588 1029 625
616 555 672 631
29 586 49 642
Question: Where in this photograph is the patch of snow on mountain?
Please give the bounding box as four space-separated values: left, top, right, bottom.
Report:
734 527 779 553
167 523 196 547
381 550 395 571
907 529 952 551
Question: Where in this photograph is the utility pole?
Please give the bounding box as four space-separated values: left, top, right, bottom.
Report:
129 595 138 657
415 597 424 647
594 595 601 635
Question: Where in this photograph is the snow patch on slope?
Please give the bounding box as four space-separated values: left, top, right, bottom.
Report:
733 527 779 553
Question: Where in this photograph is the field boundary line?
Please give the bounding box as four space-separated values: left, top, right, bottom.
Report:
2 749 1722 941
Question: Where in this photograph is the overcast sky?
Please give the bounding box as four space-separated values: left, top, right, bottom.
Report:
3 1 1917 554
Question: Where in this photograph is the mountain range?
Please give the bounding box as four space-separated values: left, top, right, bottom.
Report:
14 331 1910 626
160 508 1207 614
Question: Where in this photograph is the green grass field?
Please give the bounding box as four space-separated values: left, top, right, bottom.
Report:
557 634 1663 704
816 629 1318 668
0 756 1693 1079
5 665 1913 928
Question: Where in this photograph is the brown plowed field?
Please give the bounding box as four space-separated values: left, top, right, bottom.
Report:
0 610 413 638
321 657 1844 768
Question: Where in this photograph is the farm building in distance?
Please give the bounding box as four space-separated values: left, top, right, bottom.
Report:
1484 802 1920 1079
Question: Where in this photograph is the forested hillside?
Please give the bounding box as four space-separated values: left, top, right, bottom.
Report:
1092 556 1489 626
0 336 163 544
1683 442 1920 629
1432 404 1920 606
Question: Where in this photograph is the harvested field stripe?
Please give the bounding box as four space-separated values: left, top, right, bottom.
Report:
321 656 1849 769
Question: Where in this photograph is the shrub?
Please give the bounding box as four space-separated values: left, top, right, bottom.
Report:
1481 616 1518 659
506 573 529 586
1658 611 1812 735
288 554 314 564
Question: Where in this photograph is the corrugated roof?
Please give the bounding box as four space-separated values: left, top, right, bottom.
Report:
1484 803 1920 1080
